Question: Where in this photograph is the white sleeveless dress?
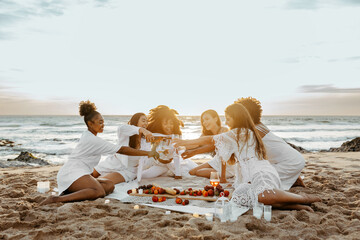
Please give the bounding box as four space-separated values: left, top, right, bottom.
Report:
213 129 281 207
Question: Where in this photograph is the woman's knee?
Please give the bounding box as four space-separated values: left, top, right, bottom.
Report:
95 187 107 198
99 180 115 195
105 182 115 195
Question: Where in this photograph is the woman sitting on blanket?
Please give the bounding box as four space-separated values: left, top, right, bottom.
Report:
40 102 159 205
174 103 320 211
141 105 197 179
92 113 153 184
183 110 231 182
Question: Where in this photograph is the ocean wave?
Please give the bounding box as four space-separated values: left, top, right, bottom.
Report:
284 137 354 143
0 125 22 128
272 128 360 133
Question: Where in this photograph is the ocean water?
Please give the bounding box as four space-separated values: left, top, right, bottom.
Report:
0 115 359 164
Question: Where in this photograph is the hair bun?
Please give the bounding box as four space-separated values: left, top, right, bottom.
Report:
79 100 97 117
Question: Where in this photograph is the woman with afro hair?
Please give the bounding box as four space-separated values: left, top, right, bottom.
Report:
140 105 197 179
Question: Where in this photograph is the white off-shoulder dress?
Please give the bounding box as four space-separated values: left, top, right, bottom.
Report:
57 130 121 194
94 125 150 182
213 129 281 207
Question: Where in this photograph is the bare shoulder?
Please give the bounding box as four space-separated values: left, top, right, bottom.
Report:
220 127 229 133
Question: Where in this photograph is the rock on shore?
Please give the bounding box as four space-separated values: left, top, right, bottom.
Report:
0 139 15 147
287 142 310 153
329 137 360 152
0 152 50 168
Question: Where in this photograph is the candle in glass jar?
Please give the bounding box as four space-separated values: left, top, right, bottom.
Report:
132 188 137 194
134 205 140 210
193 212 199 218
205 213 213 221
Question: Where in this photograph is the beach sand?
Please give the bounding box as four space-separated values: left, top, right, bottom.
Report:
0 152 359 240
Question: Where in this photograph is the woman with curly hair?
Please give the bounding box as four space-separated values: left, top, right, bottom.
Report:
141 105 197 179
235 97 306 190
92 113 153 184
40 101 159 205
174 103 320 211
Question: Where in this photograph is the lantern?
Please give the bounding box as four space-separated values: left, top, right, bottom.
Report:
214 192 230 222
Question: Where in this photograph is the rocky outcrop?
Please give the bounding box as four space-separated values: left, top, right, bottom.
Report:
329 137 360 152
287 142 310 153
0 139 15 147
0 152 51 168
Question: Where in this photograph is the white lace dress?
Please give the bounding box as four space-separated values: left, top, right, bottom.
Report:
213 129 281 207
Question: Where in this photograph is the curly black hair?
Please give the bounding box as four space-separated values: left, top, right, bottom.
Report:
147 105 183 135
234 97 262 124
79 100 100 126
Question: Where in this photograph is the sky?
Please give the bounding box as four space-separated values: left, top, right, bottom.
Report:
0 0 360 115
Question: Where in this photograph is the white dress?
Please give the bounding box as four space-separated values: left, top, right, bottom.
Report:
209 124 305 190
57 130 121 194
257 124 305 190
141 135 198 178
213 129 281 207
94 125 150 182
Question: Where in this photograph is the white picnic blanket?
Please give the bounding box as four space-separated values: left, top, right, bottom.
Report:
106 176 249 218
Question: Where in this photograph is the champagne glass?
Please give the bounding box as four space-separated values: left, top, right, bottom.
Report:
210 172 220 187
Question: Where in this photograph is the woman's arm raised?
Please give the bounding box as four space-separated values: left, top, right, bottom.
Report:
117 146 159 160
173 136 213 149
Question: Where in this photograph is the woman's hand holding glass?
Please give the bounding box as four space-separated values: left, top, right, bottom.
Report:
140 128 155 142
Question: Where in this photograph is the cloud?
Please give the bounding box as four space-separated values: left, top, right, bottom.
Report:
329 56 360 62
286 0 360 9
0 84 77 115
0 0 113 40
270 93 360 115
299 85 360 93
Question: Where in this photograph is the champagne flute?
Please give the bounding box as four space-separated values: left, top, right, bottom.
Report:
210 172 220 187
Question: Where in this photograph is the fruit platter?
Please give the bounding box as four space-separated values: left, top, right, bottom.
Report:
128 183 232 203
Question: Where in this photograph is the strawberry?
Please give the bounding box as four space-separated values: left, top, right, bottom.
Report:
208 189 214 196
152 196 158 202
175 198 182 204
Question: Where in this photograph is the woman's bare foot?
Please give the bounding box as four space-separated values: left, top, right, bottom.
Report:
292 176 306 188
220 177 227 184
189 169 197 175
301 194 321 204
39 196 59 206
276 204 314 212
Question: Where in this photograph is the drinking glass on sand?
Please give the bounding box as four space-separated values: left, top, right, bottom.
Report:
264 205 272 222
253 201 264 219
